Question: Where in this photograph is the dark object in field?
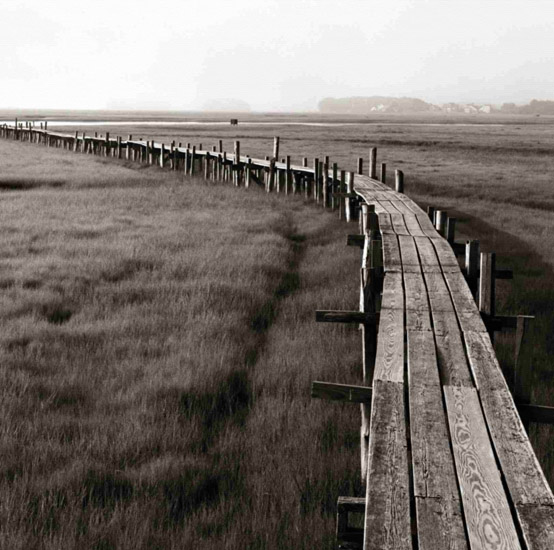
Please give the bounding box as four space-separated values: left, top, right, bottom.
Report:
230 118 238 125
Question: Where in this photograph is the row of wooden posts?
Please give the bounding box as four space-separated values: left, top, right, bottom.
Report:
0 121 406 222
1 120 546 425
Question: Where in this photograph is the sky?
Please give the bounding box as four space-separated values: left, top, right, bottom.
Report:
1 0 553 111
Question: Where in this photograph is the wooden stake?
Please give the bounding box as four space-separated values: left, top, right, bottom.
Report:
357 158 364 175
369 147 377 179
380 162 387 184
395 170 404 193
465 240 480 297
435 210 448 237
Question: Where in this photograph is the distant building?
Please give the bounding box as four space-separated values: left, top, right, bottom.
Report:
479 105 492 114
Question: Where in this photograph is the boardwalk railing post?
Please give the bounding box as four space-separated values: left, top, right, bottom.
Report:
369 147 377 179
435 210 448 237
514 315 534 432
395 170 404 193
358 158 363 175
447 217 457 244
465 240 480 297
380 162 386 184
346 172 355 222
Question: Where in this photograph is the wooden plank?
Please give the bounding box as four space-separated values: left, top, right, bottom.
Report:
398 235 420 270
435 332 474 387
381 233 402 272
516 504 554 550
311 381 373 403
364 381 411 550
416 497 468 550
432 237 460 267
463 330 511 392
444 386 522 550
404 272 432 331
408 332 464 503
378 213 394 233
414 236 442 271
416 214 439 237
390 214 411 236
381 272 404 310
374 307 404 383
480 389 554 506
315 310 377 324
423 271 450 298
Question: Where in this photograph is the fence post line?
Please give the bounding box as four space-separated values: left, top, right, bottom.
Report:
331 162 338 210
190 146 196 176
346 172 355 222
234 141 240 186
273 137 280 160
357 158 363 175
514 316 534 432
323 160 330 208
245 158 252 188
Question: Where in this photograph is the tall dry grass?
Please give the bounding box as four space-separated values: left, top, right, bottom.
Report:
0 140 363 548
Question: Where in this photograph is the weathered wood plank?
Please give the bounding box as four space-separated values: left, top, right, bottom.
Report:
516 504 554 550
480 389 554 506
433 236 461 267
381 233 402 272
378 213 394 233
390 213 411 236
311 381 373 403
398 235 420 270
463 330 510 392
404 272 432 331
416 497 468 550
414 236 442 271
435 332 474 387
444 386 522 550
374 307 404 383
408 331 464 504
381 272 404 310
364 381 411 550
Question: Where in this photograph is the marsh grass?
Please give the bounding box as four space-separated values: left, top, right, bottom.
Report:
0 141 362 548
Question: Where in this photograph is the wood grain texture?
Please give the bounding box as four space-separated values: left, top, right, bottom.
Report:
479 389 554 506
516 504 554 550
444 386 521 550
463 330 510 392
416 497 469 550
398 235 420 270
435 332 474 387
404 272 432 331
378 213 394 233
381 272 404 310
414 236 442 271
408 331 462 499
381 232 402 272
374 307 404 383
390 213 411 236
433 237 461 267
364 381 412 550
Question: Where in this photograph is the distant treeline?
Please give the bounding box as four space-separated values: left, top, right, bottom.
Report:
500 100 554 115
318 96 554 115
318 96 436 114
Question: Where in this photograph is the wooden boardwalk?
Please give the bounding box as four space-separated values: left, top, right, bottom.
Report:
2 122 554 548
354 174 554 550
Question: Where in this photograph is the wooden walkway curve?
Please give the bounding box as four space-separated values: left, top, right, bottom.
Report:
2 122 554 549
354 174 554 550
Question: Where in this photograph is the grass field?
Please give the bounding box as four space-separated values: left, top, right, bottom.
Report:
0 139 364 549
1 111 554 547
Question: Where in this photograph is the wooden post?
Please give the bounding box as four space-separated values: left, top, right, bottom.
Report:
446 217 456 244
323 159 329 207
73 131 79 152
116 136 121 159
357 158 363 175
395 170 404 193
465 240 480 297
331 162 338 210
313 158 319 202
190 146 196 175
286 156 291 195
105 132 110 157
514 316 534 431
273 136 280 160
346 172 355 222
339 170 346 220
479 252 496 322
204 152 210 180
267 159 276 192
369 147 377 179
126 135 132 160
380 163 387 184
245 158 252 188
427 206 435 222
435 210 447 237
234 141 240 186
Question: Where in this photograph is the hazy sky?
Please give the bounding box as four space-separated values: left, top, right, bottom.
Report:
2 0 553 111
